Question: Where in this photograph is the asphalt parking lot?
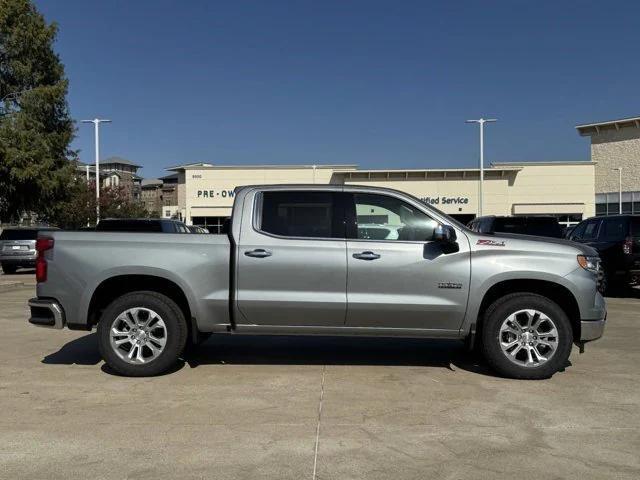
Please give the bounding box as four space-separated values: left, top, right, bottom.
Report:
0 276 639 479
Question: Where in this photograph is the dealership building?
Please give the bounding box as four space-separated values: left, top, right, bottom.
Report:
163 161 596 232
576 115 640 215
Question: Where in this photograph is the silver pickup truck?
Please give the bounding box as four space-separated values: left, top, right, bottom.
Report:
28 185 606 379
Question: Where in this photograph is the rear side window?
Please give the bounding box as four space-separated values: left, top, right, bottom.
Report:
0 229 39 240
259 191 342 239
599 217 629 241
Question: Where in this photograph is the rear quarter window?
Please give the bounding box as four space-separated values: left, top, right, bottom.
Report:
0 229 39 240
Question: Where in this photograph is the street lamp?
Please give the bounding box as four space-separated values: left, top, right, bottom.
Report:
612 167 622 214
81 118 111 222
466 118 497 217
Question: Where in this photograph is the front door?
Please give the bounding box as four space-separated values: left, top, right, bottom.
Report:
236 190 347 327
345 192 470 331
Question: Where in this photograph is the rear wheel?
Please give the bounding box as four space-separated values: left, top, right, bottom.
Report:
97 291 188 376
1 263 17 274
481 293 573 379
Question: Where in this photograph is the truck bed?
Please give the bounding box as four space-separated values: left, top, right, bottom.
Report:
38 231 231 330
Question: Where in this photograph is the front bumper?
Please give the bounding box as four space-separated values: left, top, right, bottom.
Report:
28 298 65 329
580 316 606 342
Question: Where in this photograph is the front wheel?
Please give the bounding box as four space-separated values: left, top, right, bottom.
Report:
481 293 573 379
97 291 188 376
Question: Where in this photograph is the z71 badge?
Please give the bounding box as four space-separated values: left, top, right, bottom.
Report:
438 282 463 289
477 239 506 247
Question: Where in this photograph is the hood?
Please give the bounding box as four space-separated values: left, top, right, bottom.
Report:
470 232 599 257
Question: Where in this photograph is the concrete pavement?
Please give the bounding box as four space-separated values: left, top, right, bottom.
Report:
0 285 638 479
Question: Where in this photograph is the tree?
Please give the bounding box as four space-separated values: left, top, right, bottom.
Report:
0 0 76 223
52 180 153 229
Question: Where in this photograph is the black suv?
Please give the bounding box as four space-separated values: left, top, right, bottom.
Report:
468 215 563 238
568 215 640 292
95 218 190 233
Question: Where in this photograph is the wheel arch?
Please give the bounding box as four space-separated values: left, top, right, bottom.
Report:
474 279 581 343
87 274 194 339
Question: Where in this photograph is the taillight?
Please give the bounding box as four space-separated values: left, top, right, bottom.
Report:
623 236 633 255
35 237 54 283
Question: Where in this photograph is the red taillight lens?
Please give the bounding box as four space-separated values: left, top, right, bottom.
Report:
623 236 633 255
35 237 54 283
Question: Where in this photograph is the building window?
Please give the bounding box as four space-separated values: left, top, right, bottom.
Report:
191 216 228 234
596 191 639 216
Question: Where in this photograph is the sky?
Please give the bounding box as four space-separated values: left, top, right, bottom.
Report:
35 0 640 179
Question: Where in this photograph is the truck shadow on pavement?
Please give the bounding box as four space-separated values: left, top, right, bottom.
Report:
42 333 569 378
42 332 102 366
183 335 498 376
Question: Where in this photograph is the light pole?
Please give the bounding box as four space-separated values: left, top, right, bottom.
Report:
612 167 622 214
81 118 111 222
466 118 497 217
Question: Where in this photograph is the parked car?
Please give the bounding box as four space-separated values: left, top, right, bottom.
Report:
567 215 640 292
27 185 605 379
187 225 209 234
96 218 190 233
0 227 59 274
468 215 563 238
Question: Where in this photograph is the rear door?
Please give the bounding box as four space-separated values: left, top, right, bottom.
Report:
236 190 347 327
344 191 470 331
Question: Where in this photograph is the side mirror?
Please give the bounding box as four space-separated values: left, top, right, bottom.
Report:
432 224 457 244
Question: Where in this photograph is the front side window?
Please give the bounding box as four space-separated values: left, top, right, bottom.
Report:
259 191 342 238
353 193 437 241
600 217 628 241
582 220 601 240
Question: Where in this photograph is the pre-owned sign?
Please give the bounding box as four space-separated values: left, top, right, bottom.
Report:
196 189 235 199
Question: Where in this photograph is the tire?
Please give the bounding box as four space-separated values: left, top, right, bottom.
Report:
97 291 188 376
2 264 17 274
480 293 573 380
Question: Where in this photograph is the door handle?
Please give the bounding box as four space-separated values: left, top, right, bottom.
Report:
352 251 381 261
244 249 272 258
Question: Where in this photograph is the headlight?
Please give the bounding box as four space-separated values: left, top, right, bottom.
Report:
577 254 600 274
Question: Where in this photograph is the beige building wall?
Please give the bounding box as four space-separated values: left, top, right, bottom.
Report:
341 171 511 216
177 165 353 221
500 163 596 218
590 128 640 194
170 161 595 224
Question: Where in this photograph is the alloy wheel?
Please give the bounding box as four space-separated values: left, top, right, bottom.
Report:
498 309 559 367
109 307 167 364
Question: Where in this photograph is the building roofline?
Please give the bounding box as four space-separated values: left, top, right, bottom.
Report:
490 161 596 166
576 116 640 136
336 166 522 174
166 163 358 172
